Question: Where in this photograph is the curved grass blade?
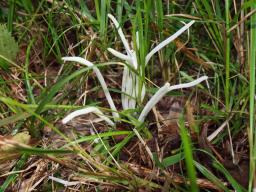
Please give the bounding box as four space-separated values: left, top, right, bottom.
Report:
194 161 229 191
213 161 246 191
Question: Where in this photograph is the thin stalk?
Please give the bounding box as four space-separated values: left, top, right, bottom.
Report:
24 39 36 104
136 2 145 106
225 0 231 111
99 0 110 41
249 3 256 191
7 0 15 32
116 0 123 23
179 116 199 192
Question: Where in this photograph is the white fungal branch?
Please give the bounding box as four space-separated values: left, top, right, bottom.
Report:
62 56 119 119
107 48 131 62
49 176 80 187
62 106 115 127
167 75 208 92
138 76 208 123
107 14 138 69
207 115 233 142
145 20 195 65
107 14 142 109
107 14 195 111
107 14 132 54
138 83 170 123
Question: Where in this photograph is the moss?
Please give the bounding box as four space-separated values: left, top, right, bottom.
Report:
0 24 18 70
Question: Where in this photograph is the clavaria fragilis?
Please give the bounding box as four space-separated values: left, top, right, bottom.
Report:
107 14 195 110
62 56 119 119
61 15 208 162
62 106 115 126
138 76 208 122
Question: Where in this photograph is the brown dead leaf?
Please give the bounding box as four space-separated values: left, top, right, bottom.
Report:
185 102 197 140
18 159 50 192
174 38 212 71
0 132 31 152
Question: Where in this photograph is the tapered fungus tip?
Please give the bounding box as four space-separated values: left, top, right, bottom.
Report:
199 75 208 81
190 20 196 25
61 57 67 61
165 82 171 87
62 119 68 124
61 56 75 62
62 56 69 60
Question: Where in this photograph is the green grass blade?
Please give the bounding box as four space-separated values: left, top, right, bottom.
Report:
19 0 33 13
154 152 184 169
24 39 36 104
35 66 93 114
45 13 62 59
179 115 198 192
194 0 223 54
16 147 74 155
249 3 256 191
0 112 30 127
99 0 110 40
94 0 100 24
63 131 131 148
7 0 15 32
0 104 94 127
194 161 229 191
213 161 245 191
225 0 231 111
80 1 95 22
116 0 123 23
0 154 28 192
162 152 184 167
